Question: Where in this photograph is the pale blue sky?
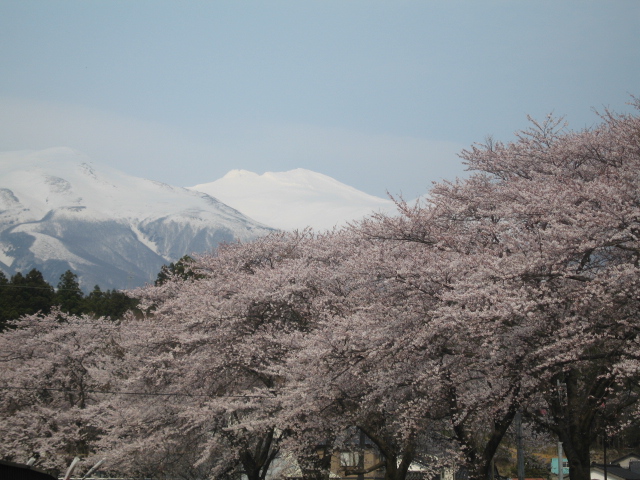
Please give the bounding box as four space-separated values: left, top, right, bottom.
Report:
1 1 638 198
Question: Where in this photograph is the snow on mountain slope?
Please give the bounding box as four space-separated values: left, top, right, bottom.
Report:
0 148 273 290
190 169 397 231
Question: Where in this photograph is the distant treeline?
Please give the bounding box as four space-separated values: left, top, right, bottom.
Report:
0 269 139 331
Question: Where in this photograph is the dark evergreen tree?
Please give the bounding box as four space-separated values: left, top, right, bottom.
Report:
1 271 25 324
55 270 84 315
23 269 55 314
155 255 203 285
82 285 107 316
2 270 55 322
81 285 138 320
0 268 138 327
0 271 9 331
100 289 139 319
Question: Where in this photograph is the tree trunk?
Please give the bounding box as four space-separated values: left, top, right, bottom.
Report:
386 449 415 480
562 437 591 480
553 396 597 480
455 424 509 480
543 368 609 480
355 426 416 480
448 383 518 480
239 427 280 480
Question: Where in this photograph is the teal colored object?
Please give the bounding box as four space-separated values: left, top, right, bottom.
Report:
551 458 570 475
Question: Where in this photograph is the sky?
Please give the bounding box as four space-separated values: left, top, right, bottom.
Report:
1 1 639 199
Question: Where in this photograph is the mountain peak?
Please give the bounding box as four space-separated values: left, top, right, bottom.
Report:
222 169 260 179
191 168 395 231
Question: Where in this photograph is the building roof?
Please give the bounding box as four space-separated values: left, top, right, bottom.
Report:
591 464 640 480
611 454 640 466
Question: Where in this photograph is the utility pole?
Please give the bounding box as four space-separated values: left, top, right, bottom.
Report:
557 380 565 480
558 442 564 480
603 424 608 480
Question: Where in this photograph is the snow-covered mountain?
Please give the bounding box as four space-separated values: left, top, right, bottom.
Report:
0 148 273 290
190 169 396 231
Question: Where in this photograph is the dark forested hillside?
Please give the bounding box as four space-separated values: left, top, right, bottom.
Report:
0 269 139 330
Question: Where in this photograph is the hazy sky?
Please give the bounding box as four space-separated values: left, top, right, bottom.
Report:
1 1 638 199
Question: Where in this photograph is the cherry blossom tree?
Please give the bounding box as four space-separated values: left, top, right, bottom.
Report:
2 101 637 480
357 101 640 480
352 207 528 480
98 230 344 480
105 98 639 480
457 106 640 480
275 228 461 480
0 311 123 476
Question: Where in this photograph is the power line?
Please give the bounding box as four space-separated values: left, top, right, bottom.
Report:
2 315 248 336
0 284 88 292
0 283 131 294
0 385 274 399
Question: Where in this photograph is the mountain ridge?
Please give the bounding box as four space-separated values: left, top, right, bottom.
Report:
1 148 398 290
0 148 273 290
